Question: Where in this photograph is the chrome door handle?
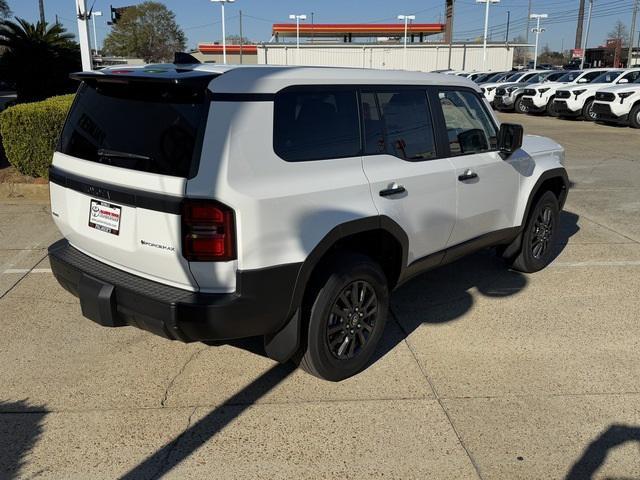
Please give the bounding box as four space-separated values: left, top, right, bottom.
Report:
458 169 479 182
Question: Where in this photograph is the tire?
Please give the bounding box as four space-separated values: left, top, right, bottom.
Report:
298 254 389 381
546 97 558 117
582 98 597 122
515 96 529 114
630 104 640 129
508 191 560 273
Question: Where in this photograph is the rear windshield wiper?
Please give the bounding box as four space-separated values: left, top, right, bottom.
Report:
97 148 151 161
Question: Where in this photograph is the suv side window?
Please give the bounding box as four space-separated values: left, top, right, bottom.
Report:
621 71 640 83
273 88 360 162
582 71 604 82
438 89 498 156
361 89 437 161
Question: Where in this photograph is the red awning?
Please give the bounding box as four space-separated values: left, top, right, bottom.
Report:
272 23 445 38
198 44 258 54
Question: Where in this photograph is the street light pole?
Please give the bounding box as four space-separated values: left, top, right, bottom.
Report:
477 0 500 70
580 0 593 69
530 13 548 70
75 0 92 71
397 14 415 70
211 0 236 65
91 11 102 54
628 0 638 67
289 14 307 50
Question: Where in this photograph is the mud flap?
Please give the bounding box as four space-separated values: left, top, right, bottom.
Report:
78 274 124 327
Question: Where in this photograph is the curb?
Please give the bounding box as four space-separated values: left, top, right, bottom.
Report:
0 182 49 201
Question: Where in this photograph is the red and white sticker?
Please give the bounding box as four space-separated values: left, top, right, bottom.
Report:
88 200 121 236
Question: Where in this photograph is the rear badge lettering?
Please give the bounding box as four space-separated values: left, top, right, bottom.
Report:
140 240 175 252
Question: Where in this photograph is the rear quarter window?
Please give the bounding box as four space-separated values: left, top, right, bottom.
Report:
273 88 361 162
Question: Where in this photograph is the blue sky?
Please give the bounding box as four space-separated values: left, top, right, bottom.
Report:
9 0 639 52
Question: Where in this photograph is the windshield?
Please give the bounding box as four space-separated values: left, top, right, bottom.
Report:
556 71 583 82
483 72 508 83
591 70 622 83
504 72 523 82
474 73 493 82
545 72 566 82
58 82 210 178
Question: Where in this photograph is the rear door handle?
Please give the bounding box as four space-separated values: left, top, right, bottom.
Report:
458 169 479 182
379 184 406 197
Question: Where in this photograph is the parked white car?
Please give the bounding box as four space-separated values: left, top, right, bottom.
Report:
593 75 640 128
48 62 569 381
521 69 610 116
481 70 539 106
494 71 566 113
553 69 640 121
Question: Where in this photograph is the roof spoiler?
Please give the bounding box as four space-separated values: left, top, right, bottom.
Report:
174 52 201 65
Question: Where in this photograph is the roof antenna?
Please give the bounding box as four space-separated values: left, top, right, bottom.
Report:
174 52 202 65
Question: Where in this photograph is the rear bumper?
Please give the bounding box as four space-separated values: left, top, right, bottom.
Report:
48 239 301 342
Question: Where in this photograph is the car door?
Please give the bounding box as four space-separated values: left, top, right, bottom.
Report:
360 88 457 265
432 87 520 246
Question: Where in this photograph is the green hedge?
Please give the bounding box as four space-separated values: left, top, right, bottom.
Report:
0 94 75 178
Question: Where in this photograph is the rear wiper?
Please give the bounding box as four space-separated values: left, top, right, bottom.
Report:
97 148 151 161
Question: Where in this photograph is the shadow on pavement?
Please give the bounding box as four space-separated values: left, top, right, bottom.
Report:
566 424 640 480
0 400 48 479
121 210 580 479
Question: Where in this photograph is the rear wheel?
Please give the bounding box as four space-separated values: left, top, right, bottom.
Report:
582 98 597 121
508 191 560 273
546 97 558 117
298 254 389 381
515 96 529 114
630 104 640 129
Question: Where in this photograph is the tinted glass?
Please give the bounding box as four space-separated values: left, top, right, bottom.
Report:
505 72 523 82
545 72 566 82
361 90 436 161
592 70 622 83
582 71 605 82
59 82 210 178
557 71 583 82
482 72 506 83
438 90 498 156
635 75 640 84
273 89 360 162
520 72 539 82
621 70 640 83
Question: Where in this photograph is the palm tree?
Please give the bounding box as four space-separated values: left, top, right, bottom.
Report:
0 19 80 101
0 1 10 19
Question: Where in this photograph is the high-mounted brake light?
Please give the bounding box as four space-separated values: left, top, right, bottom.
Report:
181 200 236 262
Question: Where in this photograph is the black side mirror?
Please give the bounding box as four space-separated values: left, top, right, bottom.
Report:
497 123 524 157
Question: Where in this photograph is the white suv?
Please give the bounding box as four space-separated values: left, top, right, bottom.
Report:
48 62 569 381
480 70 538 106
521 69 610 116
554 69 640 121
593 75 640 128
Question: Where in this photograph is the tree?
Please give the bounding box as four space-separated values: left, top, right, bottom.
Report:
103 2 186 63
0 1 10 18
608 20 629 46
0 19 81 102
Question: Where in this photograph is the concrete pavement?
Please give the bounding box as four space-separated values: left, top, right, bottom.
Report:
1 113 639 479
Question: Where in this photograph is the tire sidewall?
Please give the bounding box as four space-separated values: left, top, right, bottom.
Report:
306 258 389 381
520 191 560 272
630 105 640 129
583 99 596 122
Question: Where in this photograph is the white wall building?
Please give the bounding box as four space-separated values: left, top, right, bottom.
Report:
258 43 530 72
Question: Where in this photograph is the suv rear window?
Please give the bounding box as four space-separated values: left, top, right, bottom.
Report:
58 82 210 178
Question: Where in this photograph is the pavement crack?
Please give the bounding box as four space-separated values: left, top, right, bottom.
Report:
160 347 206 407
391 308 485 480
151 406 197 480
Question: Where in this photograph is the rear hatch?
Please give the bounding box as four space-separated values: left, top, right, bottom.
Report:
50 67 215 290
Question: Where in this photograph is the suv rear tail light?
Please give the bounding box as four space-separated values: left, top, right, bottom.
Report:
181 200 236 262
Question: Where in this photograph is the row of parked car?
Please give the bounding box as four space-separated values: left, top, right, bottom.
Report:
438 68 640 128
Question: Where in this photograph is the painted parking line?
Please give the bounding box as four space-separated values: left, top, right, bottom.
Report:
2 268 53 274
551 260 640 268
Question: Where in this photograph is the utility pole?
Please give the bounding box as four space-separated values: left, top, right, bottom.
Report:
505 11 510 43
575 0 585 50
239 10 243 64
39 0 45 24
445 0 454 69
628 0 639 67
580 0 593 69
530 13 547 70
477 0 500 70
311 12 314 43
525 0 532 43
75 0 92 71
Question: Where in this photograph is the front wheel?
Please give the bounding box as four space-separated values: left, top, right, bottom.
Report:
515 96 529 114
298 254 389 381
582 98 597 121
629 104 640 129
546 97 558 117
508 191 560 273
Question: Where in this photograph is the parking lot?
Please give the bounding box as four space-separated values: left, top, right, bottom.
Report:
1 112 639 480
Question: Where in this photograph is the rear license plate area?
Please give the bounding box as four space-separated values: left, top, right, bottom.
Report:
88 199 122 235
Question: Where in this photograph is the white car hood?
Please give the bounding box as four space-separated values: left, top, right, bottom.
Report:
562 82 615 93
596 83 640 93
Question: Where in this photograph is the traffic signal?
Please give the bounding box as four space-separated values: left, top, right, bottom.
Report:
108 5 132 25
